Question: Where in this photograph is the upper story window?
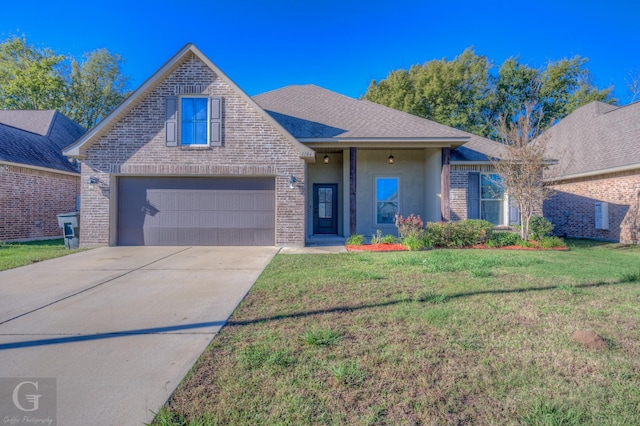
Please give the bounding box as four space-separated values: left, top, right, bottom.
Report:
165 95 222 147
181 97 209 145
376 177 399 225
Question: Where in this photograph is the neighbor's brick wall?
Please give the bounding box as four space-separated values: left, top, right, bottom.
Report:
545 169 640 244
81 52 306 247
450 164 496 221
0 165 79 241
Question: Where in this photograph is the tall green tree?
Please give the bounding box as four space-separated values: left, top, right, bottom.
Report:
365 48 616 138
0 36 130 129
64 49 129 128
0 36 66 110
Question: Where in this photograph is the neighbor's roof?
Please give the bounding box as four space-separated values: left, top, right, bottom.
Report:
545 101 640 179
253 85 470 144
0 110 84 173
63 43 314 160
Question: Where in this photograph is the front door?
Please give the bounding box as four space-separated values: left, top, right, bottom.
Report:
313 184 338 234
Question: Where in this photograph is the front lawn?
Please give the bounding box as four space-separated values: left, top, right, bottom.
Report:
155 240 640 425
0 239 82 271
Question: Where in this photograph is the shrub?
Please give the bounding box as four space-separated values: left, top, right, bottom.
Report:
539 236 566 249
395 214 424 239
370 230 383 244
529 216 554 241
402 234 425 251
381 234 396 244
423 220 495 248
487 232 522 248
517 239 537 248
345 234 364 246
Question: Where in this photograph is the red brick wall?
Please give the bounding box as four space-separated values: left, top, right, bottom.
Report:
80 53 306 247
545 170 640 244
0 164 79 241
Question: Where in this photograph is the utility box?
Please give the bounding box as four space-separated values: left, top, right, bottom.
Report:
594 202 609 230
57 212 80 249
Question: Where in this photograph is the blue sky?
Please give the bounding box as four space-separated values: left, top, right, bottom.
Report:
2 0 640 104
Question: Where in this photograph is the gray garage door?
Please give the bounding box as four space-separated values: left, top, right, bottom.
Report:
117 177 275 246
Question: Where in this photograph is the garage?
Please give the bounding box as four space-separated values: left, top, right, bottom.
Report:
117 177 275 246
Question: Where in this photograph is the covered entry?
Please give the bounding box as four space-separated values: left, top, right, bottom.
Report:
117 177 275 246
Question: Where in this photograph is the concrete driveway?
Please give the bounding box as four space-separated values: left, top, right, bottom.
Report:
0 246 279 425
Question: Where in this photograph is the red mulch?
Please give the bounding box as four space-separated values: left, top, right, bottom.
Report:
346 243 569 252
346 243 407 252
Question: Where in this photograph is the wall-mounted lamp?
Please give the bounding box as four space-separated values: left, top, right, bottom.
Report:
289 175 297 189
88 176 100 184
388 152 395 164
0 165 9 172
323 154 330 164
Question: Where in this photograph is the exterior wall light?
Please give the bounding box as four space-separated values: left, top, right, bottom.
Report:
88 176 99 184
289 175 297 189
388 152 395 164
324 154 330 164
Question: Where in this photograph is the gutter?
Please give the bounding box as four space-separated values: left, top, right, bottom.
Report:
546 163 640 182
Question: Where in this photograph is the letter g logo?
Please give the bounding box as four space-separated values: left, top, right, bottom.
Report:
12 381 41 412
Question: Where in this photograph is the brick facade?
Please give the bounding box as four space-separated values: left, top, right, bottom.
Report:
79 53 306 247
545 169 640 244
0 164 79 241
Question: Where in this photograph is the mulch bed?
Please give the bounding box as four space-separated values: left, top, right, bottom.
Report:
346 243 569 252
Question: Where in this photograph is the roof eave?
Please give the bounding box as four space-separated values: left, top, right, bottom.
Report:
546 163 640 182
301 137 468 149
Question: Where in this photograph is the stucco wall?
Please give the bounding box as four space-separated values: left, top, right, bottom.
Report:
80 53 306 247
545 169 640 244
0 164 79 241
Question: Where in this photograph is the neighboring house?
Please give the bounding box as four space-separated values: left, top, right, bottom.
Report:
63 43 508 247
543 101 640 244
0 110 84 241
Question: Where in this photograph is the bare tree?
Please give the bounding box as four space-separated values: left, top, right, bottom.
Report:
492 101 554 240
628 71 640 103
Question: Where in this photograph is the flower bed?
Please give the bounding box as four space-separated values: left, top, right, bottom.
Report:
346 243 407 252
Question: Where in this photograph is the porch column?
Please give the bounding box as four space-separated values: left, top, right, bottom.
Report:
441 147 451 221
349 147 357 234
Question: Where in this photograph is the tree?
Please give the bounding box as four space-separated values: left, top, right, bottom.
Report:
491 101 553 241
64 49 130 128
0 36 66 110
627 71 640 103
365 48 616 138
0 36 130 128
366 48 492 136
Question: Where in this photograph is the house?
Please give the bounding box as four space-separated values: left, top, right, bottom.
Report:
0 110 84 241
543 101 640 244
63 43 508 247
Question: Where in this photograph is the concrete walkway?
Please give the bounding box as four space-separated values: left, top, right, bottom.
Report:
0 246 278 425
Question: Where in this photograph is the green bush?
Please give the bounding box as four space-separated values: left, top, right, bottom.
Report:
517 239 537 248
529 216 554 241
486 232 522 248
424 220 495 248
395 214 424 239
539 236 566 249
346 234 364 246
381 234 397 244
402 234 425 251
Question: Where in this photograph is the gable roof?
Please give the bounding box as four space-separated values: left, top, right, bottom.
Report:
0 110 85 173
63 44 314 160
545 101 640 179
253 85 469 144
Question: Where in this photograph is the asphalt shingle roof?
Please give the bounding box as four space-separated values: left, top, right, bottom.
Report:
0 110 85 173
253 85 470 139
544 101 640 178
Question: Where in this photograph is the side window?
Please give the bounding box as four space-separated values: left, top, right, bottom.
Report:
181 97 209 145
480 173 504 225
376 177 399 225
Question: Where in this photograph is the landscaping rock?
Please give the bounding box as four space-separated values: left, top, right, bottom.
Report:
571 329 609 350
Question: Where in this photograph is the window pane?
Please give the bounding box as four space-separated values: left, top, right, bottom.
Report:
182 123 194 144
182 98 194 120
194 98 208 120
481 174 504 199
376 177 398 224
194 122 208 144
481 200 504 225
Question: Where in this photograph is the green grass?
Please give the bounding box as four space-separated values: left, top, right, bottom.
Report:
0 239 83 271
153 240 640 425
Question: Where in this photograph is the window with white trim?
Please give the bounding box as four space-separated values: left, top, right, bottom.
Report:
181 97 209 145
376 177 399 225
480 173 504 225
